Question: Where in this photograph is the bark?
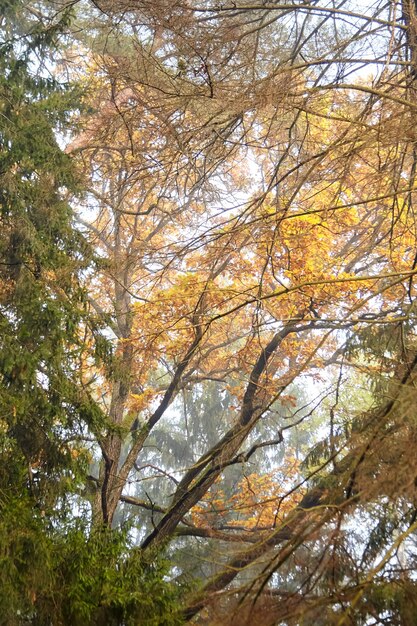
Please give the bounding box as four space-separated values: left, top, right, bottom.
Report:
140 321 306 549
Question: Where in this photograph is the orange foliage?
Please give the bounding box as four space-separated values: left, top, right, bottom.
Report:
191 455 303 531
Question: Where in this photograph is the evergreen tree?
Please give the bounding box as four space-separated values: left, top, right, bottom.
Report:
0 3 183 624
0 0 94 619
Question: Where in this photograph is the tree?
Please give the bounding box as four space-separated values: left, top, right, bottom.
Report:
0 3 91 616
0 2 182 624
69 1 417 623
5 0 417 624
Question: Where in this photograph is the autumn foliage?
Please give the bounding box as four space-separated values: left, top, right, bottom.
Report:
4 1 417 625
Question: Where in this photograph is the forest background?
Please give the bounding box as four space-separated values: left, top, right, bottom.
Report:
2 0 417 624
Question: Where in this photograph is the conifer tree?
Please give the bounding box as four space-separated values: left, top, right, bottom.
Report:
0 3 182 624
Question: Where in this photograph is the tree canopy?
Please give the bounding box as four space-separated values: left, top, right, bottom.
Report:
2 0 417 624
